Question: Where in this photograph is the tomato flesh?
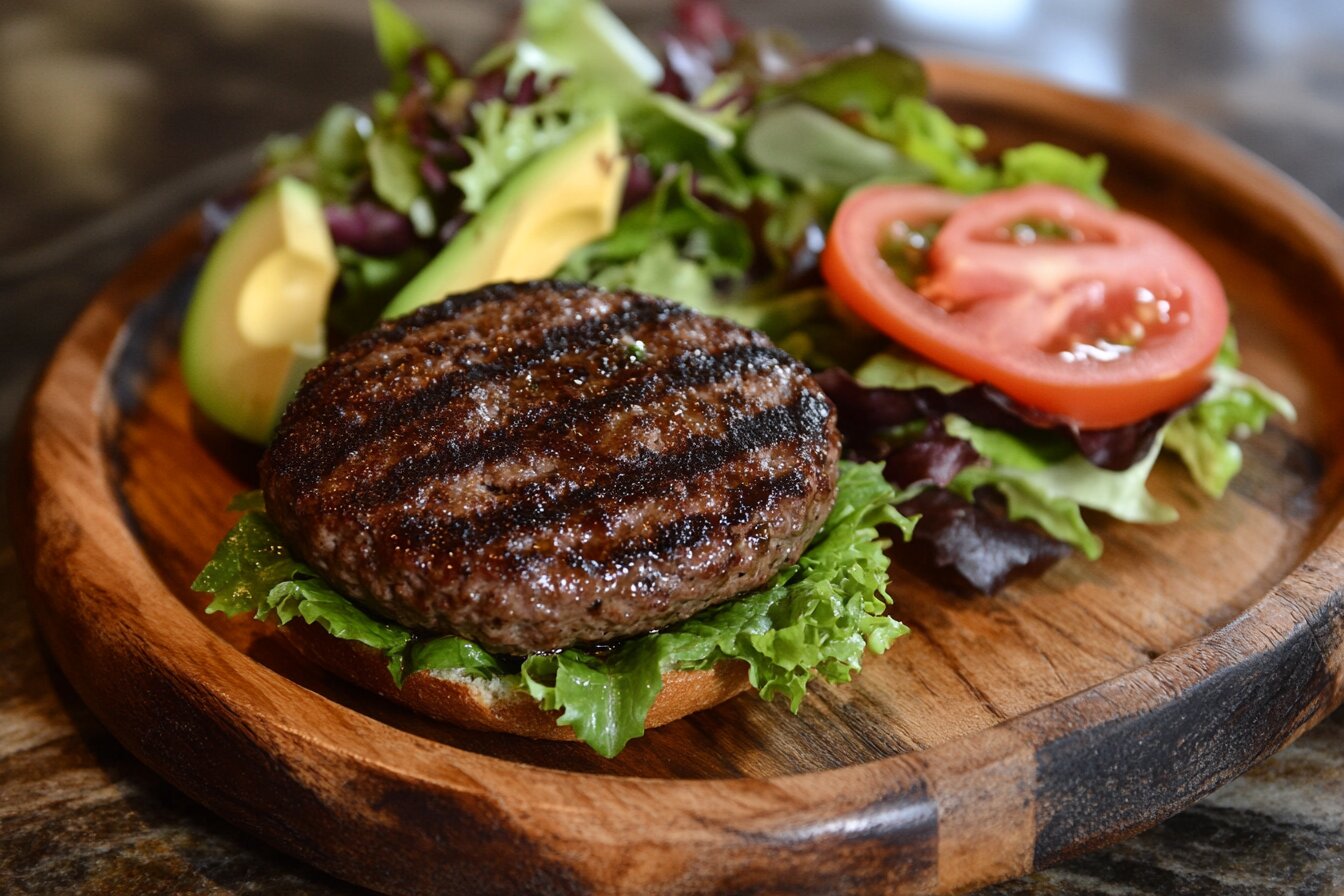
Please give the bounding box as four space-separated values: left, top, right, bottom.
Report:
821 183 1228 429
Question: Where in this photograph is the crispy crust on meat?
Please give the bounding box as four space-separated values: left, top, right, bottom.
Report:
262 280 840 655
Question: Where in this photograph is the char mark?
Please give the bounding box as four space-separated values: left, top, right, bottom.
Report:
352 342 798 509
277 294 689 492
391 393 832 555
340 281 528 357
564 469 810 575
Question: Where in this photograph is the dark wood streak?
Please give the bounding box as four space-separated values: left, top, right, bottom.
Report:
697 775 940 896
1030 583 1344 868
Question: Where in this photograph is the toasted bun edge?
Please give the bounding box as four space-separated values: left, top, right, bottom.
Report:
279 622 752 742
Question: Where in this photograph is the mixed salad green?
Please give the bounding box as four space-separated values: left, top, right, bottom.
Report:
259 0 1115 343
193 0 1294 754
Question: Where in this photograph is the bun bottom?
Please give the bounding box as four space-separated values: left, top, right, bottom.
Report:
280 623 752 742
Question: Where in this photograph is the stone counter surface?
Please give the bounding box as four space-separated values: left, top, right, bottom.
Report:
3 1 1344 893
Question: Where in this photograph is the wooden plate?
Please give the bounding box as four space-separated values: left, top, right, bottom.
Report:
15 61 1344 895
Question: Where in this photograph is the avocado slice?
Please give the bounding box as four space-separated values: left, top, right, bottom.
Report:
381 115 628 319
181 177 337 443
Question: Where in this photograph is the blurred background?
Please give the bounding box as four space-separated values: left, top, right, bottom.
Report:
2 1 1343 894
4 0 1344 260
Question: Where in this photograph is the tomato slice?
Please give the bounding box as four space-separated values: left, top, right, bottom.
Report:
821 183 1228 429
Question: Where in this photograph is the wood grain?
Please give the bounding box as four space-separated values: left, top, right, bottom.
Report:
13 62 1344 895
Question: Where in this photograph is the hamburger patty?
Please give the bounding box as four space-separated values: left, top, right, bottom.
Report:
261 281 840 655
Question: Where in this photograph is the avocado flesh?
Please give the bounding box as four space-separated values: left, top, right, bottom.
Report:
181 177 337 443
382 115 628 319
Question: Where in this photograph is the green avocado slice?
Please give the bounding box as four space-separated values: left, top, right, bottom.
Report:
381 115 627 319
181 177 337 443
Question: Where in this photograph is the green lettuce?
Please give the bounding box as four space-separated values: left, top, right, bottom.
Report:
452 99 588 213
728 36 1105 199
860 96 996 193
263 104 370 203
516 0 664 87
855 350 973 395
411 635 509 680
760 47 927 118
192 511 415 682
365 132 423 216
999 142 1112 206
329 245 431 338
745 103 924 187
1165 332 1296 497
580 241 723 312
193 461 912 757
944 416 1177 559
369 0 429 89
507 0 738 162
558 167 754 310
268 579 416 683
849 329 1293 561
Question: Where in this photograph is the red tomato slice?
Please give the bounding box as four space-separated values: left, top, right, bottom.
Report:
821 183 1228 429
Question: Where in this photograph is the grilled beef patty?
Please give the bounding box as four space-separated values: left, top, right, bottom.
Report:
261 281 840 655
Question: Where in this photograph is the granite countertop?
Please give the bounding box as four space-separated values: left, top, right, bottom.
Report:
3 1 1344 893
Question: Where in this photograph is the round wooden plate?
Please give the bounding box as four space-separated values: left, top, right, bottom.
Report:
15 62 1344 895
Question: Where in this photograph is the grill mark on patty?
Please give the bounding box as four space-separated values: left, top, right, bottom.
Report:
339 281 555 358
351 342 797 509
390 392 832 554
563 469 811 576
275 295 690 492
320 285 540 385
352 291 677 389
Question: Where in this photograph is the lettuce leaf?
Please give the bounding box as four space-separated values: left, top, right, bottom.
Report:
861 96 996 193
411 635 510 679
519 648 665 756
263 103 370 203
515 461 915 755
329 245 430 338
193 510 306 616
268 578 415 684
507 0 737 160
452 99 588 213
745 103 923 187
945 416 1177 559
618 89 741 157
191 461 911 757
518 0 664 87
369 0 429 89
193 508 415 682
760 47 927 118
999 142 1112 207
1165 334 1296 497
843 333 1293 570
848 96 1111 200
855 350 972 395
365 132 423 215
558 166 754 309
583 240 723 312
483 4 746 222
